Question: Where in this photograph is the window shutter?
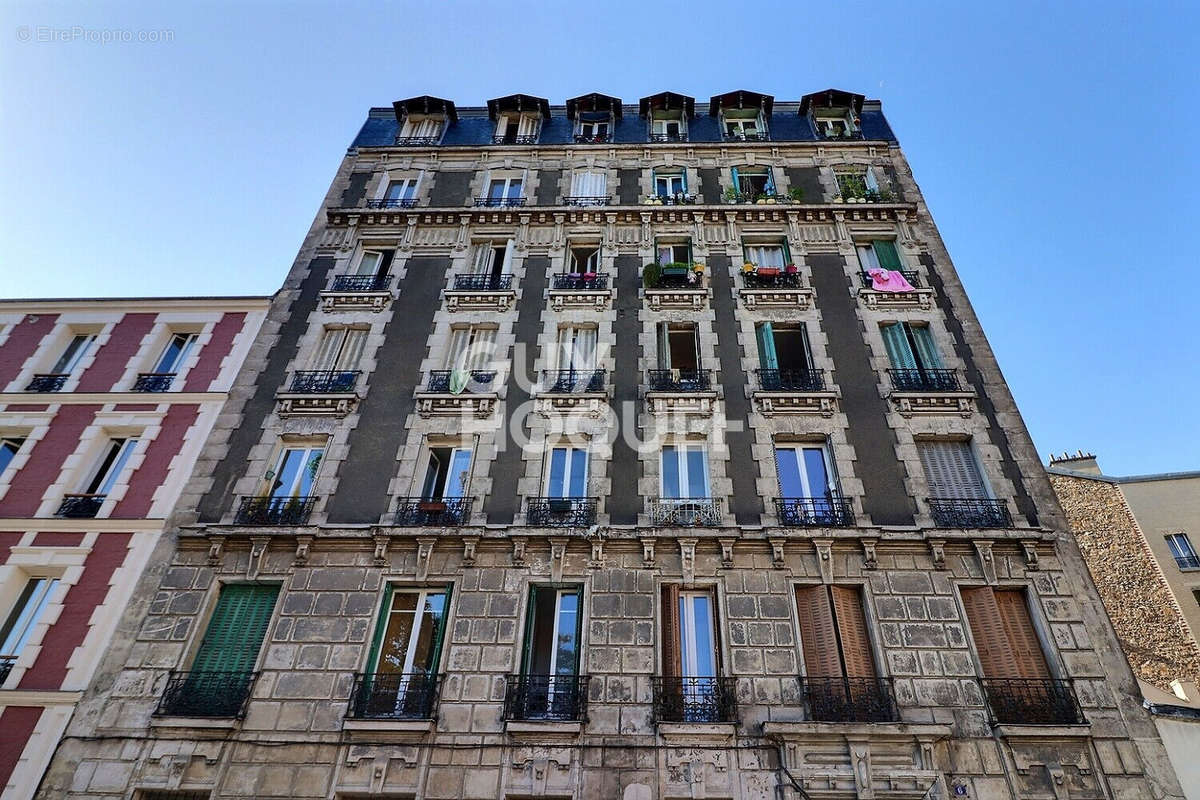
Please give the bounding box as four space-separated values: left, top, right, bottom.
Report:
782 239 792 265
191 584 280 674
830 586 876 678
661 584 682 678
755 323 778 370
794 586 843 677
680 169 688 193
427 584 453 674
501 239 515 273
656 322 670 369
881 323 917 370
918 441 987 499
378 250 395 277
909 325 943 370
364 583 396 673
521 586 541 674
995 590 1051 679
873 240 902 270
472 243 491 275
960 586 1021 679
731 167 740 194
865 167 880 193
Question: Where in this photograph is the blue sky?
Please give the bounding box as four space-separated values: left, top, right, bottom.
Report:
1 1 1196 475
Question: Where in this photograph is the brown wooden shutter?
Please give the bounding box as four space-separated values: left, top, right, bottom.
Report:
995 590 1051 679
660 584 681 677
960 586 1020 678
795 586 843 677
830 586 876 678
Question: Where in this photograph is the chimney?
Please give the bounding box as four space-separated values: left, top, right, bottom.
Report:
1048 450 1102 475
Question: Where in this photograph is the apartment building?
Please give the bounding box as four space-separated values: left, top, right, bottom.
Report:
0 296 268 800
32 90 1185 799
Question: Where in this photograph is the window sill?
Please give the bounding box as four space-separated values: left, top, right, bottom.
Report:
993 722 1091 740
442 288 517 313
505 720 583 736
763 720 952 739
342 717 436 741
656 721 737 741
150 715 241 733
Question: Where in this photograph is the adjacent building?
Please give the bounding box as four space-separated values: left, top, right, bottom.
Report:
32 90 1186 799
0 296 268 800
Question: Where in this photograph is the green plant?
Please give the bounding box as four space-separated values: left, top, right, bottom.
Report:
787 185 805 202
722 186 738 203
878 187 895 202
642 262 661 289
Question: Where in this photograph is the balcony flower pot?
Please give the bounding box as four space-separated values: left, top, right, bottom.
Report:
742 262 756 273
548 499 573 513
833 196 844 203
418 501 447 513
784 264 799 274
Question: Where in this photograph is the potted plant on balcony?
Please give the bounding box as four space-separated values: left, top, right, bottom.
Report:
787 186 805 203
742 261 756 274
642 262 662 289
722 186 739 204
784 263 799 274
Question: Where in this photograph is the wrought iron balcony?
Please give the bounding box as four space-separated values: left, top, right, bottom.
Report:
775 497 855 528
452 273 513 291
858 270 921 288
728 191 788 205
888 368 962 392
542 369 605 393
648 192 697 205
722 132 771 142
573 133 610 144
649 132 688 143
234 495 317 525
348 672 442 719
156 670 257 718
927 497 1012 528
1174 555 1200 571
799 676 899 722
393 496 473 527
504 674 591 722
742 270 803 288
979 678 1086 725
821 129 865 141
133 372 175 392
26 373 68 392
330 274 393 293
425 370 496 393
365 197 417 209
289 370 360 394
757 368 825 392
0 655 15 685
552 273 609 291
492 134 539 145
56 493 105 518
473 196 527 207
646 265 703 289
393 135 441 146
647 369 712 392
526 497 598 527
652 676 738 724
649 498 722 527
563 195 612 206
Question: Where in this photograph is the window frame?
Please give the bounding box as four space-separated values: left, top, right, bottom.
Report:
521 584 584 678
0 576 60 665
916 438 994 500
50 333 96 375
774 442 840 500
1167 533 1198 560
418 443 473 500
264 442 325 500
0 436 27 479
365 584 452 676
82 436 140 496
543 444 589 499
152 332 200 376
659 443 710 499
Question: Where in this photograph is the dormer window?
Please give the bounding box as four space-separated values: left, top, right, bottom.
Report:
650 112 686 142
391 96 456 146
494 114 541 145
815 110 861 140
801 89 867 141
722 110 767 141
397 115 444 145
575 117 611 144
640 92 695 143
566 93 621 145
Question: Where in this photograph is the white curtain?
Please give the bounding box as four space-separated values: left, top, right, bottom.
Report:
571 171 607 198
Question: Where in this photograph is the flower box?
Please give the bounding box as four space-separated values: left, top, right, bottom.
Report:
417 501 447 513
756 267 781 277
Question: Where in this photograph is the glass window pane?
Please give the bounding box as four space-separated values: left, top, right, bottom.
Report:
444 449 471 498
802 448 830 497
685 448 708 498
96 439 138 496
489 180 506 199
296 449 323 496
377 592 418 673
408 592 445 673
547 448 566 497
568 449 587 498
554 592 578 675
683 595 715 678
0 439 24 475
270 450 304 498
662 447 680 498
507 179 523 199
776 448 804 496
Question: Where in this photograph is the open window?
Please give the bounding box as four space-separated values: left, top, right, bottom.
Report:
576 117 610 143
755 322 815 387
145 333 199 387
461 240 514 290
355 249 394 278
656 322 700 373
420 445 473 501
445 325 495 372
856 239 903 273
656 240 693 267
59 436 139 518
510 586 585 720
355 585 450 719
495 113 541 144
312 327 367 372
0 576 59 685
837 167 889 201
653 168 687 199
264 442 323 502
568 244 600 274
0 436 25 478
731 166 776 199
722 109 766 141
398 115 443 142
1167 533 1200 570
659 585 731 722
881 322 955 391
651 111 686 141
774 441 851 526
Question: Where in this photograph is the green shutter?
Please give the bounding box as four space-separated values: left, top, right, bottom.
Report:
873 240 902 270
651 169 657 196
782 238 792 265
364 582 396 673
191 584 280 674
881 323 917 370
909 325 943 369
731 167 740 194
755 322 779 370
520 586 540 675
427 584 452 675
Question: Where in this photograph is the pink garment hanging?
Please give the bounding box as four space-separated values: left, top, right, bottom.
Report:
868 268 915 293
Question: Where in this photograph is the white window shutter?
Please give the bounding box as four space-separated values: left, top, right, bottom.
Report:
313 329 342 371
338 329 367 370
865 167 880 193
501 240 515 273
919 441 987 499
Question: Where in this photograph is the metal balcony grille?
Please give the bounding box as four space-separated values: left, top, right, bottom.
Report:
741 271 803 288
647 369 712 392
425 370 496 393
889 368 961 392
330 274 393 292
504 674 591 722
452 274 513 291
1175 555 1200 571
492 135 539 145
649 133 688 143
648 498 722 527
775 497 855 528
542 369 605 393
393 136 441 146
56 493 106 518
927 498 1012 528
234 496 317 525
473 196 527 207
573 133 610 144
0 655 15 685
979 678 1086 725
722 132 771 142
393 497 473 527
858 270 921 288
729 192 787 204
348 672 441 719
156 670 257 718
288 370 360 393
652 677 738 723
133 372 175 392
26 374 68 392
526 497 598 527
365 198 418 209
552 273 609 291
651 193 698 205
563 196 612 206
821 129 865 141
799 677 899 722
756 368 824 392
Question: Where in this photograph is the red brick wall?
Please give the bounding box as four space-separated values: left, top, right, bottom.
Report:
184 312 246 391
0 314 58 389
76 313 155 393
0 405 98 517
0 707 43 788
0 531 21 565
112 404 199 518
30 532 86 547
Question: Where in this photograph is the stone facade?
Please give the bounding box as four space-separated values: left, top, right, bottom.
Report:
32 91 1185 800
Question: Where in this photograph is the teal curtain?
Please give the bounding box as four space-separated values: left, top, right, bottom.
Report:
910 325 942 369
881 323 917 370
731 167 740 194
873 240 902 270
755 322 778 370
765 167 777 195
680 169 688 193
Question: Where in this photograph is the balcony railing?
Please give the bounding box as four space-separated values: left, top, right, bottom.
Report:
452 273 513 291
742 270 803 289
821 129 865 141
234 495 317 525
542 369 605 393
552 273 609 291
393 135 441 146
26 373 68 392
728 191 790 205
526 497 598 527
1174 555 1200 571
504 674 591 722
133 372 175 392
348 672 441 719
492 135 539 145
652 676 738 724
330 274 393 293
0 655 16 685
573 133 610 144
563 195 612 206
647 264 704 289
473 196 527 207
426 370 496 393
365 198 418 209
799 676 899 722
647 369 712 392
775 497 855 528
979 678 1086 725
723 132 771 142
289 370 360 394
757 368 825 392
648 192 698 205
56 493 105 519
156 670 257 718
649 498 722 527
927 498 1012 528
649 132 688 143
888 368 962 392
859 270 921 288
393 497 473 527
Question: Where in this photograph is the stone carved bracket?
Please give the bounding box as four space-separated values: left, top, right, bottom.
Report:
589 539 605 569
1021 540 1040 571
813 539 834 584
549 290 612 312
206 535 226 566
719 538 735 568
550 537 568 583
415 538 435 581
319 290 393 313
769 538 786 569
644 288 709 311
738 287 815 310
511 537 527 567
416 393 498 418
647 392 718 417
247 536 270 580
642 538 656 567
973 540 998 585
861 538 878 570
679 538 698 585
373 535 390 566
294 535 313 565
461 536 478 566
889 392 975 418
443 290 516 313
928 539 946 570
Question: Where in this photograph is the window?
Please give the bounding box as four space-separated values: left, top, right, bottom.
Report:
568 245 600 274
358 585 450 718
265 444 323 501
312 327 367 372
815 110 858 139
856 239 903 272
569 170 607 199
655 241 693 266
660 444 709 499
756 322 814 375
50 334 95 375
471 240 514 278
838 167 880 199
152 333 199 375
653 169 686 197
384 178 419 203
556 326 597 373
355 249 394 277
84 437 139 497
1167 534 1200 570
744 243 787 268
487 177 524 201
576 119 610 141
881 322 942 372
776 444 837 500
655 322 700 372
445 326 495 371
399 116 443 140
660 585 728 722
515 586 583 719
918 440 990 499
545 446 588 499
419 445 472 500
651 112 685 140
723 110 764 139
496 114 539 143
732 167 775 197
0 577 59 682
0 437 25 477
794 585 877 678
961 587 1050 680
